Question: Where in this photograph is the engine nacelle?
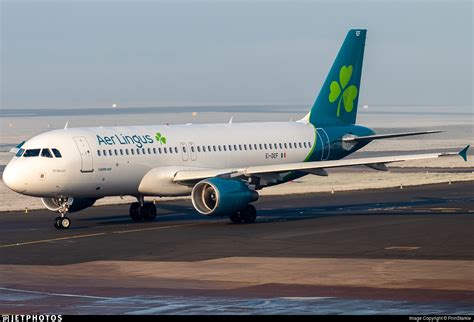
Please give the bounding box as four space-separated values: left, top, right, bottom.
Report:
41 197 96 213
191 178 259 216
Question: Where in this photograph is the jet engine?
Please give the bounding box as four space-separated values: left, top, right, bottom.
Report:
41 197 97 213
191 178 258 216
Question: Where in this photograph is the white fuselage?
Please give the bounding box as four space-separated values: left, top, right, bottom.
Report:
3 121 316 199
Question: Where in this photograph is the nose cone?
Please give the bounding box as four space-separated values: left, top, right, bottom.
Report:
2 162 25 193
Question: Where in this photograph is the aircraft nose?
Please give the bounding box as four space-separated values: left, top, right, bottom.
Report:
2 162 25 193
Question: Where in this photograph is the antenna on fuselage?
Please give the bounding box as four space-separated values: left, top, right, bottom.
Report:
229 116 233 124
64 121 69 129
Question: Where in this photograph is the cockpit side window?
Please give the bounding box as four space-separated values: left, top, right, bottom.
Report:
15 149 25 157
52 148 62 158
23 149 41 157
41 148 53 158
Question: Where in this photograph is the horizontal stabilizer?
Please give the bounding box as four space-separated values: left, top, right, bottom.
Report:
342 130 442 142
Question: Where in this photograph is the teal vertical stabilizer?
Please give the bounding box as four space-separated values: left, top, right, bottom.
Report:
308 29 367 126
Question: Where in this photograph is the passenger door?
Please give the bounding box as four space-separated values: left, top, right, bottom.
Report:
73 136 94 172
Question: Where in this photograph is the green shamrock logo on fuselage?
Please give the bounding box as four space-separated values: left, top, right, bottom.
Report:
155 132 167 144
329 65 358 117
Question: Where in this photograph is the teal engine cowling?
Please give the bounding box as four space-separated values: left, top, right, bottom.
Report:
191 178 259 216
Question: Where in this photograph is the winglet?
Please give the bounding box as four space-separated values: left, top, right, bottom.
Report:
459 145 470 162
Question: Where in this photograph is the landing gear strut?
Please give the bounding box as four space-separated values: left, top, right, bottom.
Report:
129 198 157 222
229 204 257 224
53 198 72 229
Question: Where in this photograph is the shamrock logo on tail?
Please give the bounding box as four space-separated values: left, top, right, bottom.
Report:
155 132 167 144
329 65 358 117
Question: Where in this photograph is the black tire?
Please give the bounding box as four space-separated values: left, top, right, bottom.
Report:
54 216 62 229
129 202 142 222
60 217 71 229
240 205 257 224
229 211 242 224
142 203 157 222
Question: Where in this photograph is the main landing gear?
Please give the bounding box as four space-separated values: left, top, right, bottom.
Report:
229 204 257 224
129 198 157 222
53 198 71 229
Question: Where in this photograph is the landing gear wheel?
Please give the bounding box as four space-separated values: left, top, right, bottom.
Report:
229 212 242 224
60 217 71 229
142 203 157 222
54 216 62 229
129 202 142 222
240 205 257 224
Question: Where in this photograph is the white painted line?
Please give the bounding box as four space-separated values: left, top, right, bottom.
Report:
0 286 114 300
0 221 220 248
384 246 421 251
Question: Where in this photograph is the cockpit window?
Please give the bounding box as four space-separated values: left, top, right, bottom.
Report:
15 149 25 157
41 148 53 158
23 149 41 157
52 148 62 158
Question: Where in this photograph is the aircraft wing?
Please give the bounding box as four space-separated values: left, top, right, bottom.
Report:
173 146 469 184
342 130 442 143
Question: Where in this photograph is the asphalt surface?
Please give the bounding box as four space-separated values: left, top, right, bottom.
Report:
1 181 473 314
1 181 473 265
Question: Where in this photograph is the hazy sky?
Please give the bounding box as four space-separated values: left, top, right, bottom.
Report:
1 0 472 109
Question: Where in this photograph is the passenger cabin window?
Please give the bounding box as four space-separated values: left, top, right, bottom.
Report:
16 149 25 157
175 147 178 153
24 149 41 157
41 149 53 158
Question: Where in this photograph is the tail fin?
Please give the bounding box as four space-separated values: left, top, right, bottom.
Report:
303 29 367 126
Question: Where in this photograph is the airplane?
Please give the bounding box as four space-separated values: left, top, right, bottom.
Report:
2 29 469 229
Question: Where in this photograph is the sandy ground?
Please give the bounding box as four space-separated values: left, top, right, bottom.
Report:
1 257 473 292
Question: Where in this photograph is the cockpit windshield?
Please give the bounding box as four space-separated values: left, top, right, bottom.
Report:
15 149 25 157
23 149 41 157
41 148 53 158
52 148 62 158
20 148 62 158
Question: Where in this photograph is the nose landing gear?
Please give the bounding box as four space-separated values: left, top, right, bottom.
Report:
53 199 72 229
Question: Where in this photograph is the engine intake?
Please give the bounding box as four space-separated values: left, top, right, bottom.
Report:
191 178 258 216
